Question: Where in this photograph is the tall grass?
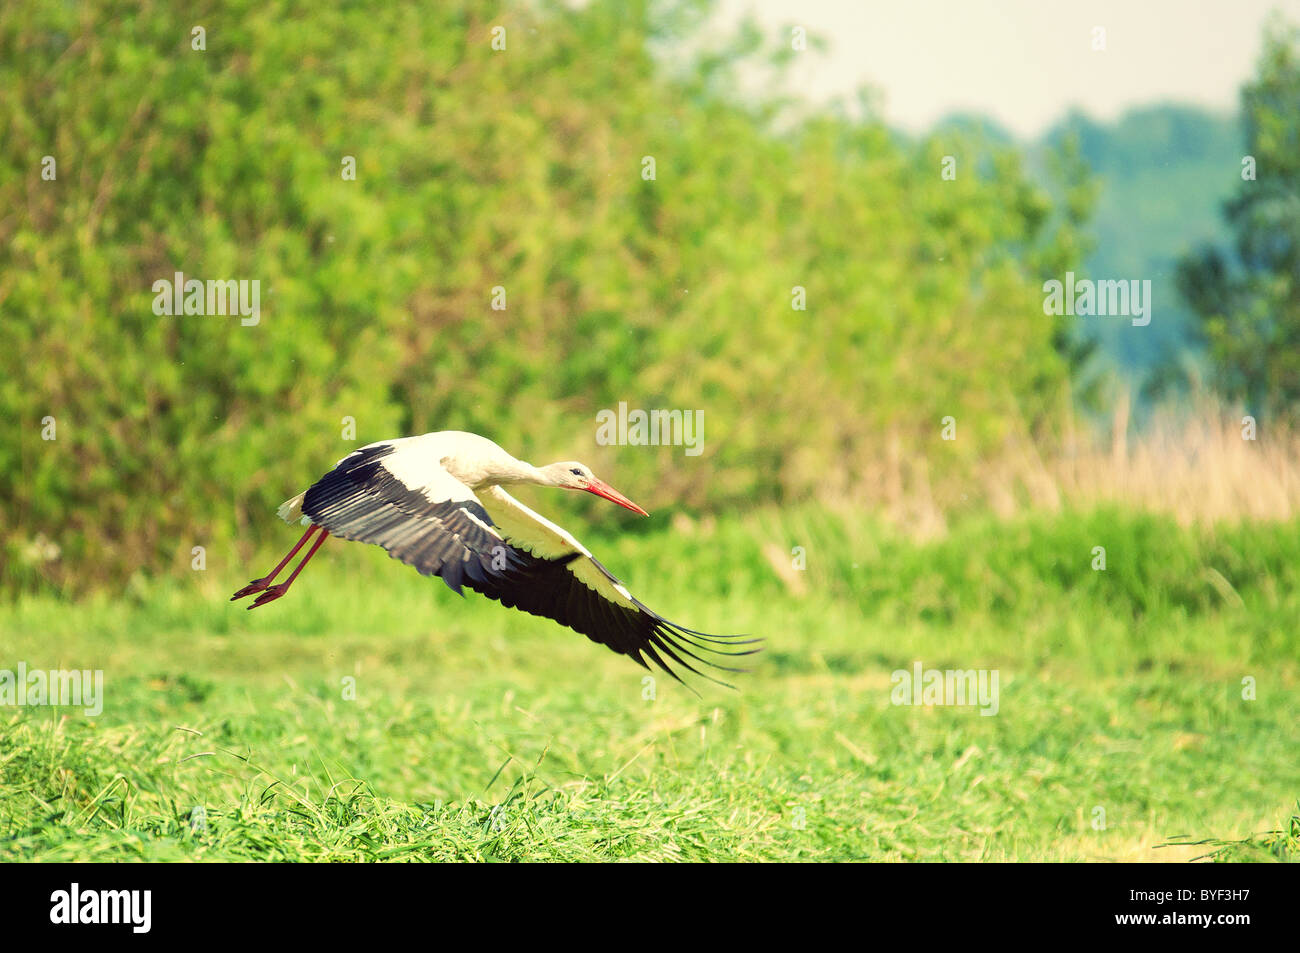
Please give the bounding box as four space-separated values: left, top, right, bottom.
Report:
863 398 1300 535
1055 399 1300 523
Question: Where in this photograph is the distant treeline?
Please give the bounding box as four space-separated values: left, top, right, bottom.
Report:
2 0 1092 591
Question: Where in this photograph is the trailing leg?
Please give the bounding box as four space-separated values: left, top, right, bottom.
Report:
231 525 319 601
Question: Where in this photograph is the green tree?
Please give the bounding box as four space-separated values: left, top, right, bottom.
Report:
1 0 1089 593
1177 20 1300 414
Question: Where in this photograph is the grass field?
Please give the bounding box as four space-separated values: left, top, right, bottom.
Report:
2 504 1297 861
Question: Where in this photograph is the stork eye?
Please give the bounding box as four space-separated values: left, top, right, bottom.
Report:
570 468 583 476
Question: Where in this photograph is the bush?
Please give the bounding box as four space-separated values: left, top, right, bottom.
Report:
0 0 1085 592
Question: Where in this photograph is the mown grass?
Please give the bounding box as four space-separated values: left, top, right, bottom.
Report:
1 505 1297 861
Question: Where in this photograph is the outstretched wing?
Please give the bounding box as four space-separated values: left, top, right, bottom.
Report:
474 487 758 687
299 446 756 685
301 442 504 596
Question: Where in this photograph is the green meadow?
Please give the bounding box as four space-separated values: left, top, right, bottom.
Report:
3 1 1299 866
2 506 1296 862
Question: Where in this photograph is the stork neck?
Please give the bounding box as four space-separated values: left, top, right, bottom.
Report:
491 460 553 488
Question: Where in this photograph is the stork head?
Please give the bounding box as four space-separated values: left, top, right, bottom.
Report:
545 462 649 516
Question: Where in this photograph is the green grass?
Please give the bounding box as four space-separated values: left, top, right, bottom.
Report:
2 505 1297 861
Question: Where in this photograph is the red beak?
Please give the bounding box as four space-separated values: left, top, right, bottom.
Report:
586 479 649 517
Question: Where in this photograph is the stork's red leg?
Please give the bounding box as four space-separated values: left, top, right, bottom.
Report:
230 525 318 601
248 529 330 609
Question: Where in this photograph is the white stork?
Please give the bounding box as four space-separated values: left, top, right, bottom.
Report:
231 431 756 686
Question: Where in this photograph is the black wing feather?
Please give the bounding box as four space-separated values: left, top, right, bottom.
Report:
301 446 757 685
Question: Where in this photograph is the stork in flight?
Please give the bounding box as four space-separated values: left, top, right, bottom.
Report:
231 431 757 685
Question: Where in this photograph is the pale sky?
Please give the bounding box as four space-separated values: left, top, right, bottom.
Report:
715 0 1298 137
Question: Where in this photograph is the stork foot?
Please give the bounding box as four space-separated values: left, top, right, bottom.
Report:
231 577 273 601
247 584 289 609
245 579 289 608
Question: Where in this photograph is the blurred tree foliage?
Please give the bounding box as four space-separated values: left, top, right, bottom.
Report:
1042 105 1240 406
1178 20 1300 416
1 0 1088 592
